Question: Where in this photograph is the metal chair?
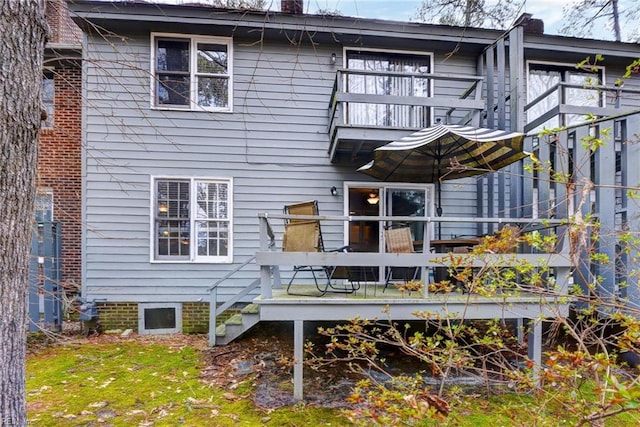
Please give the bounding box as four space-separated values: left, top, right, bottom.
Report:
384 227 420 290
283 201 358 296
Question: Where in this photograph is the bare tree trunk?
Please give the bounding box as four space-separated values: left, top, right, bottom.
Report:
0 1 47 425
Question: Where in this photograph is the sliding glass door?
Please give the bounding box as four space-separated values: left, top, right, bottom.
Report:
345 183 433 282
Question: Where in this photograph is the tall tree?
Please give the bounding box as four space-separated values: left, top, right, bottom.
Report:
414 0 524 29
0 1 47 425
560 0 637 42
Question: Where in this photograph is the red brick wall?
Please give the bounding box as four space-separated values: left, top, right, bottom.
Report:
38 62 82 294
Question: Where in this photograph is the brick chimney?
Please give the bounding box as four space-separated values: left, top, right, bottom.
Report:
512 13 544 35
45 0 82 44
281 0 303 14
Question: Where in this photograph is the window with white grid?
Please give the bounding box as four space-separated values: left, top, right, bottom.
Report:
153 177 232 262
152 33 232 111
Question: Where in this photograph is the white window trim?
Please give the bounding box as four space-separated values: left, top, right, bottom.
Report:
138 303 182 335
150 32 233 112
150 176 233 264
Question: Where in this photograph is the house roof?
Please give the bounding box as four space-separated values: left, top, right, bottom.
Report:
69 1 640 62
69 0 503 55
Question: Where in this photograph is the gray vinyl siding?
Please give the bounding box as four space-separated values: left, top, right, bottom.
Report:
81 30 506 303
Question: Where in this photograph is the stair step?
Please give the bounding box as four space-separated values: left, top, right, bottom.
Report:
214 304 261 345
215 323 226 337
241 303 260 314
225 313 243 325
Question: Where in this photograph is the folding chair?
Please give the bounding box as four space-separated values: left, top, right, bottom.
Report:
283 201 358 296
384 227 420 291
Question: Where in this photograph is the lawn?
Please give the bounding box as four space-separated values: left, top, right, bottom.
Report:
26 334 341 426
26 331 640 426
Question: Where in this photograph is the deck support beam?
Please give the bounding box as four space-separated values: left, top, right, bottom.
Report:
293 319 304 400
528 318 542 383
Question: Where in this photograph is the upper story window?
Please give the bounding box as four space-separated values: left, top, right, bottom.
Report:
345 49 433 128
527 61 605 131
42 70 54 128
153 177 232 263
151 33 232 112
35 188 54 222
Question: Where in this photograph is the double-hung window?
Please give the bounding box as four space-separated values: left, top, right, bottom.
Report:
152 33 232 111
153 178 232 263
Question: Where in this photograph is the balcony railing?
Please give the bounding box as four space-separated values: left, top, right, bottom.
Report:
327 68 485 162
524 82 640 134
256 213 572 300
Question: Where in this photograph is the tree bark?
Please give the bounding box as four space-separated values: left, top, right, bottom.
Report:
0 1 47 426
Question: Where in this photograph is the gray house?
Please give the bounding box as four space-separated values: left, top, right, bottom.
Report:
70 0 640 397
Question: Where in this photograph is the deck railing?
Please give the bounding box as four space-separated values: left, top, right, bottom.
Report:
256 213 573 299
524 82 640 134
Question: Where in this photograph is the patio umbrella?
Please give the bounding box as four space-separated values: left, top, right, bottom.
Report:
358 123 527 217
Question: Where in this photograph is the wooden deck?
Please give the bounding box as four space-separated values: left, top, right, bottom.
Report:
257 284 570 321
252 283 566 401
249 213 575 399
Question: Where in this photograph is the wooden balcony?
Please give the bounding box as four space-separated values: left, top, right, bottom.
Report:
524 82 640 134
327 69 485 163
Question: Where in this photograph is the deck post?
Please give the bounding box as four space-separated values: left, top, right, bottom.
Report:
293 319 304 400
516 318 524 344
209 288 217 346
528 318 542 384
625 114 640 308
259 216 273 299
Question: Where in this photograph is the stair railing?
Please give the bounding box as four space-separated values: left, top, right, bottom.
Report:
208 217 279 346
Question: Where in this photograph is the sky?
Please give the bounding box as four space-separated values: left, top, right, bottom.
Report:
162 0 634 41
268 0 632 40
302 0 568 33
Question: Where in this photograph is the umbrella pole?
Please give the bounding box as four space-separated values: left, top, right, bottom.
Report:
436 153 443 239
436 180 442 239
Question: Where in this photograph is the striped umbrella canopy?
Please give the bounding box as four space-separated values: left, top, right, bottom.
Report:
358 123 527 216
359 123 526 183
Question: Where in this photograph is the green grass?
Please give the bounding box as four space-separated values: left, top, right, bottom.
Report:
27 336 640 426
27 337 341 426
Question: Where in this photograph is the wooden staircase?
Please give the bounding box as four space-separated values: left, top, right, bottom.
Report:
209 223 279 346
214 303 260 345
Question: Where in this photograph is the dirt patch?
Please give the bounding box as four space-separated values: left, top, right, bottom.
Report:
201 322 358 409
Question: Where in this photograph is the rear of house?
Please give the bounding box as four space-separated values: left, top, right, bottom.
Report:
70 0 640 334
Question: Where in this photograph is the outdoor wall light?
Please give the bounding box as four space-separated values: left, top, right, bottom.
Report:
330 186 338 196
330 52 337 64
